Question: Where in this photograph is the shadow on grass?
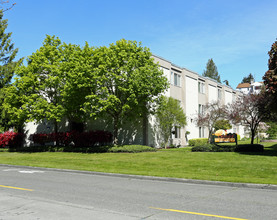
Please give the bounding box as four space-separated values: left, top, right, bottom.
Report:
235 144 277 157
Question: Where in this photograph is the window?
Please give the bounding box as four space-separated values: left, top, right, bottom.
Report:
198 81 205 93
174 126 181 138
255 86 261 90
171 72 174 85
171 72 181 87
218 89 222 100
199 127 205 138
198 104 204 115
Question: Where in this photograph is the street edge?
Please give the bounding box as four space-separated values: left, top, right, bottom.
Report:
1 163 276 190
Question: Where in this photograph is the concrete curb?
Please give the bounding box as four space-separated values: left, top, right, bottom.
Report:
1 163 277 190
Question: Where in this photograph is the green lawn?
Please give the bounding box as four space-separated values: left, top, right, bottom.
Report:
0 141 276 185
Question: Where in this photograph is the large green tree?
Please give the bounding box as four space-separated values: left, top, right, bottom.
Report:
0 9 21 132
61 42 97 131
84 39 168 144
156 96 187 148
8 36 96 133
12 35 67 133
263 39 277 113
203 58 221 83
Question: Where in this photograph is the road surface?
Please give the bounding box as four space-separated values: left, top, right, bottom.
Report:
0 165 276 219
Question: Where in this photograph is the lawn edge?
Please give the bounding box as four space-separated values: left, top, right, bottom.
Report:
1 163 276 190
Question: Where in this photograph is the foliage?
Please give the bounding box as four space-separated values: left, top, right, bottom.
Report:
241 73 254 84
188 138 208 146
0 10 22 132
5 37 168 144
191 144 235 152
263 39 277 113
202 58 221 83
266 122 277 139
0 131 24 148
223 80 229 86
0 1 16 11
229 93 272 144
83 39 168 144
10 35 68 133
107 145 156 153
156 96 187 148
196 101 227 142
234 144 264 152
61 42 96 125
191 144 213 152
29 131 113 147
214 119 231 131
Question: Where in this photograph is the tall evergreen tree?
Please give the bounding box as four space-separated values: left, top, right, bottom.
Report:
0 9 21 132
203 58 221 83
241 73 254 83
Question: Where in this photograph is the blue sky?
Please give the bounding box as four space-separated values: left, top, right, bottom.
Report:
4 0 277 88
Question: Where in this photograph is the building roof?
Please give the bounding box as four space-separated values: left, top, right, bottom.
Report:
236 83 250 89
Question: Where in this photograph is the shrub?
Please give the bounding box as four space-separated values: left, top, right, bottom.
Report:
235 144 264 152
211 145 235 152
108 145 156 153
192 144 235 152
0 131 25 149
29 130 113 147
191 144 213 152
188 138 208 146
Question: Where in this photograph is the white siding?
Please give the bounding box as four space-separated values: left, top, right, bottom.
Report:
208 85 217 102
185 76 198 139
161 67 170 97
225 90 233 105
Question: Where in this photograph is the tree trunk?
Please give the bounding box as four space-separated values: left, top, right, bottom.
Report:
142 113 148 146
54 119 58 146
251 129 255 145
113 117 119 145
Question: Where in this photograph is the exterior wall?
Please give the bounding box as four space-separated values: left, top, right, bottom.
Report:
185 75 198 140
237 87 250 94
224 90 233 105
208 84 217 103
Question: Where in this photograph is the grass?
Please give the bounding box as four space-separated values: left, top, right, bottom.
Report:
0 141 276 185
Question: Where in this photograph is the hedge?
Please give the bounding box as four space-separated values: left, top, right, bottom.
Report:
188 138 208 146
108 145 156 153
29 130 113 147
234 144 264 152
0 131 25 149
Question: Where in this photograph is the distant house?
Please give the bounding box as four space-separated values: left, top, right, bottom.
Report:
250 82 263 94
236 83 251 94
236 81 263 95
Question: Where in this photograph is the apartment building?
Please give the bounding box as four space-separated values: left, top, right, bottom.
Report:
148 55 244 147
25 54 244 147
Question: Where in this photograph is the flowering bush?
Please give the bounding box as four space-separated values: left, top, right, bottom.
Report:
29 130 113 147
0 131 25 148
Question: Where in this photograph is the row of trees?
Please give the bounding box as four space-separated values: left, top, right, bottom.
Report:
199 39 277 145
2 35 169 144
197 91 275 145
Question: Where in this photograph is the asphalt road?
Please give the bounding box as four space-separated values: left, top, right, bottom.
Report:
0 165 276 220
